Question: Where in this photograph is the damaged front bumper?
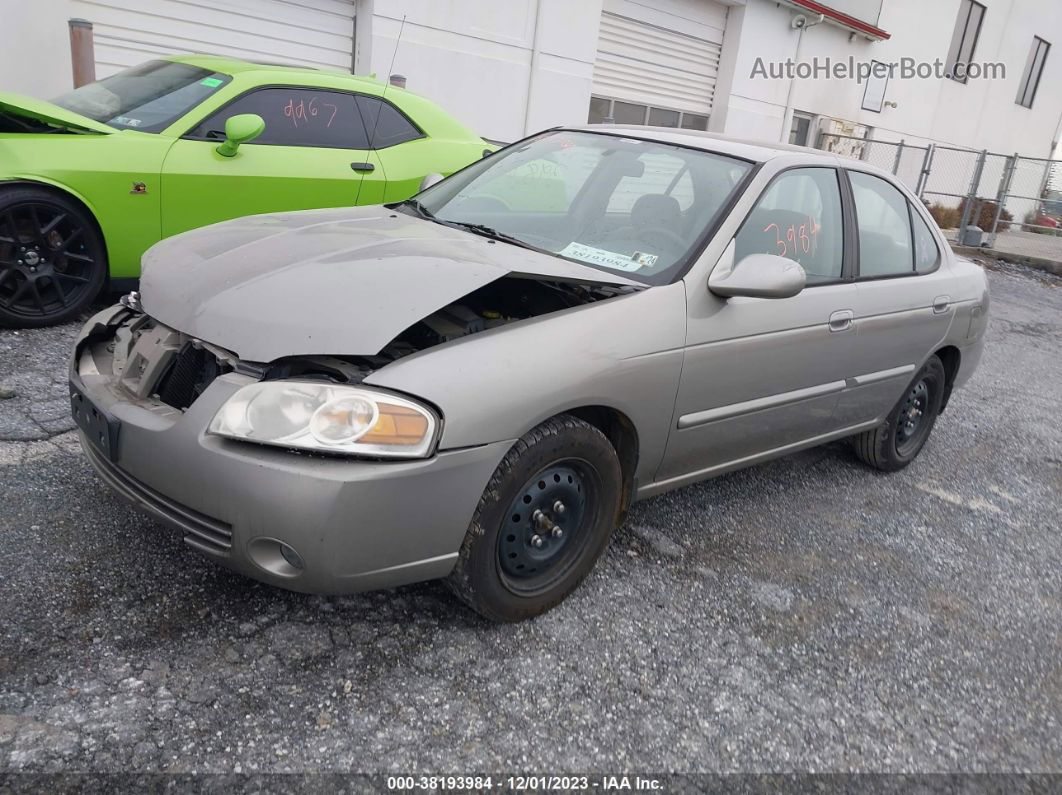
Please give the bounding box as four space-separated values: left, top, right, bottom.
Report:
70 305 512 594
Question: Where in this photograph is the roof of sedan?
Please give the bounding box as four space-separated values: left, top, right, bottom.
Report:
569 124 839 164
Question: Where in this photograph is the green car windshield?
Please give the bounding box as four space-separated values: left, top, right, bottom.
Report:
52 60 231 133
415 130 753 285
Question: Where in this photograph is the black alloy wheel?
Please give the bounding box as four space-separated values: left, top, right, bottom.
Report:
0 189 106 327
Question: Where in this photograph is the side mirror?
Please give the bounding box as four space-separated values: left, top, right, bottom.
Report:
215 113 265 157
419 172 444 191
708 252 806 299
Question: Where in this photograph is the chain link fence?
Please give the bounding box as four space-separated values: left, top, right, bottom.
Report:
818 132 1062 262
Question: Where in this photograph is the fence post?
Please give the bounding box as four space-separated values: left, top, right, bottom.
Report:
916 143 936 200
892 139 905 175
957 149 988 238
987 153 1018 247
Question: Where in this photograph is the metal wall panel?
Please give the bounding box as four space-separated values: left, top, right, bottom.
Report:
591 0 725 115
71 0 355 76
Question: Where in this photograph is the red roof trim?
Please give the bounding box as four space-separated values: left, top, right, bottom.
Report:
787 0 891 40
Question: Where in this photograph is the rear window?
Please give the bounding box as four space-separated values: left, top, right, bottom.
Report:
52 60 230 133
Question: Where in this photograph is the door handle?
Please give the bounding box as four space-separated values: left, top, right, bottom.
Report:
828 309 854 332
350 162 375 172
933 295 951 314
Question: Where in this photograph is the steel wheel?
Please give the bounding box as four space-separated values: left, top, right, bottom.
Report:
447 415 623 622
0 195 104 326
498 460 599 596
851 355 946 472
895 378 931 455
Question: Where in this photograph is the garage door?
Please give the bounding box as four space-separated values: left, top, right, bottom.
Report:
70 0 356 78
591 0 727 125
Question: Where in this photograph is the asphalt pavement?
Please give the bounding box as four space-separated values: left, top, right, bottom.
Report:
0 261 1060 776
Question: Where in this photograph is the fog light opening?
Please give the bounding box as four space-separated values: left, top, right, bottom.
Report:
247 537 306 578
279 542 304 571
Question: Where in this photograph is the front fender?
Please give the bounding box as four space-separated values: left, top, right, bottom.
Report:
364 282 688 486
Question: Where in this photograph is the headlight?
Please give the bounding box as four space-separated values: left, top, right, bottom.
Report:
208 381 439 459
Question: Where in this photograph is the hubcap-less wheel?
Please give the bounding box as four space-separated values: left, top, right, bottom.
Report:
447 415 623 621
498 460 598 597
0 202 98 320
895 378 931 455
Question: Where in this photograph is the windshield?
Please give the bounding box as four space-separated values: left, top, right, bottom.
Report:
414 130 753 284
52 60 231 133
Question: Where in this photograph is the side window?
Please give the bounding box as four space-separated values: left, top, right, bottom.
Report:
355 96 422 148
911 205 940 273
734 168 844 283
849 171 914 278
188 88 369 149
607 152 693 213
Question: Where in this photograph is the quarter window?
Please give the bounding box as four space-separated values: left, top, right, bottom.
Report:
355 95 423 148
850 171 915 278
735 168 844 283
188 87 369 149
911 206 940 273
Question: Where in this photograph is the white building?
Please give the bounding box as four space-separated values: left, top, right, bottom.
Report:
3 0 1061 159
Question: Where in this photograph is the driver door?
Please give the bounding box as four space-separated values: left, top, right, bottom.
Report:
658 167 858 483
159 86 383 238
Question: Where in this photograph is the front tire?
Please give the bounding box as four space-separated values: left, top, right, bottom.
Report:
0 187 107 327
447 415 623 622
851 355 946 472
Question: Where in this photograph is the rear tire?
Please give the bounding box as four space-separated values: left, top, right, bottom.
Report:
446 415 623 622
851 355 946 472
0 186 107 328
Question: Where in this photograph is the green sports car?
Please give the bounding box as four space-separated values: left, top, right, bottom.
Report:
0 55 491 326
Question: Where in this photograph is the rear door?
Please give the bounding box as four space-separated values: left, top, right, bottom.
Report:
832 169 955 426
159 86 383 238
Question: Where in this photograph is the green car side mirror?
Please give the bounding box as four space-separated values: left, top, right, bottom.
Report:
215 114 265 157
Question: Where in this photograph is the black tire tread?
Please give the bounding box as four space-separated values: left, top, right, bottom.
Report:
445 414 618 622
0 185 107 328
851 355 945 473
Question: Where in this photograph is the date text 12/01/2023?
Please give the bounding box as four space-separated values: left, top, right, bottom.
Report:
385 775 663 791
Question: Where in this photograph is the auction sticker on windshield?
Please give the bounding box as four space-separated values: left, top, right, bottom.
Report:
558 242 657 272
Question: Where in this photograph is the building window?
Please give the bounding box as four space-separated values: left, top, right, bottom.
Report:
587 96 708 131
789 112 814 147
945 0 985 84
1017 37 1050 108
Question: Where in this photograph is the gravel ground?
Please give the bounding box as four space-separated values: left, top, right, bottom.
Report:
0 262 1060 776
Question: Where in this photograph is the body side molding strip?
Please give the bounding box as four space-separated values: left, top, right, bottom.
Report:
847 363 916 387
677 380 847 430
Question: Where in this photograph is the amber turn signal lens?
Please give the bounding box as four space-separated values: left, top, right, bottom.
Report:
361 403 430 446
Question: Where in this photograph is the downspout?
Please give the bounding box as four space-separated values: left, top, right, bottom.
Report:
522 0 546 136
68 19 95 88
779 11 824 144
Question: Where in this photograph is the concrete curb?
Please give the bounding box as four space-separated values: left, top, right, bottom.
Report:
949 243 1062 277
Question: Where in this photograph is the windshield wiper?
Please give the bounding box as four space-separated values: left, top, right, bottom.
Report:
392 201 543 253
443 221 543 253
393 198 436 219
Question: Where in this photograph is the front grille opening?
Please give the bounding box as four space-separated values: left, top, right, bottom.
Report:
155 343 231 410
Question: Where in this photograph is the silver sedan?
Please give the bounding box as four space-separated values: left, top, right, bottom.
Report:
70 127 989 621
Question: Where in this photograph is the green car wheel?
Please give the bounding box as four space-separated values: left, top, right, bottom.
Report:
0 186 107 327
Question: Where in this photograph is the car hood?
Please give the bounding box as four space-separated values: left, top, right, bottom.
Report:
140 206 641 361
0 92 115 134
